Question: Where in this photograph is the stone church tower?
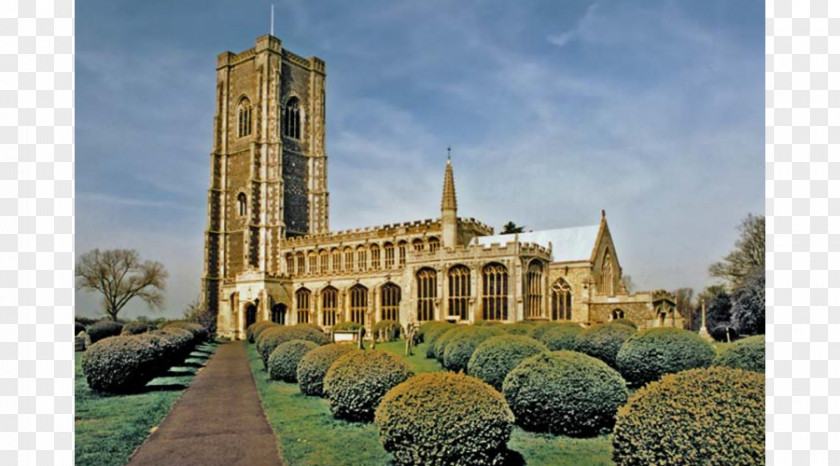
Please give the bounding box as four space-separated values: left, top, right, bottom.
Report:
202 35 328 321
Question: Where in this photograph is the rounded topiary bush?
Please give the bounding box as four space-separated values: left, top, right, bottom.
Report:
714 335 765 373
87 320 124 343
502 351 628 436
468 334 548 391
267 339 318 382
257 325 330 368
375 372 515 466
252 322 279 343
164 322 209 343
417 321 449 343
612 367 764 466
442 326 504 373
82 336 158 393
374 320 402 342
74 321 85 336
574 322 636 368
538 322 584 351
611 318 637 329
433 326 468 362
121 321 148 335
615 327 716 386
158 327 197 361
247 321 273 343
527 321 564 341
323 350 414 422
136 331 180 373
501 321 537 336
297 343 359 396
424 323 456 359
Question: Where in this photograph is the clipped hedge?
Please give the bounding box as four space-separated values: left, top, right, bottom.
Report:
612 367 764 466
432 326 468 362
87 320 124 343
615 327 716 386
121 321 148 335
502 351 628 436
333 321 362 332
442 326 504 373
468 334 548 391
247 321 274 343
297 343 359 397
424 323 456 359
375 372 514 466
82 336 159 393
611 318 638 329
257 325 330 368
574 322 636 368
500 321 537 336
323 351 414 422
538 322 584 351
714 335 765 373
527 321 564 341
252 322 279 343
417 321 449 344
374 320 402 342
164 322 210 343
267 339 318 382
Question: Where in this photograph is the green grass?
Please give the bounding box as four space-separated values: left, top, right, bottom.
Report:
249 340 615 466
75 342 218 466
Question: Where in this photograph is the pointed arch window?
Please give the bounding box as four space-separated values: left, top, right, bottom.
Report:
448 265 470 320
370 244 381 270
319 250 329 274
612 308 625 321
398 241 407 266
384 242 395 269
416 268 437 321
322 287 338 327
237 193 247 216
412 238 425 252
428 237 440 253
283 97 301 140
381 283 401 321
551 279 573 320
357 246 367 272
526 262 544 318
344 247 354 272
331 248 340 273
296 288 311 324
296 252 305 276
308 251 317 275
285 253 294 275
237 97 252 137
482 263 508 321
350 285 367 325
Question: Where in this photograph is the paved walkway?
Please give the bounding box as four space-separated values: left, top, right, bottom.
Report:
127 341 285 466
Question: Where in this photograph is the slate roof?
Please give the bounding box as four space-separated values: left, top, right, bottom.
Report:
476 224 601 262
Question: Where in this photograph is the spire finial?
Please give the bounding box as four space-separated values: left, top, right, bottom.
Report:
447 146 451 163
601 209 606 219
441 154 457 211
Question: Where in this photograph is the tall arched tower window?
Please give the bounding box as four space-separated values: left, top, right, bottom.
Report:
237 192 247 216
601 251 615 296
296 288 311 324
448 265 470 320
283 97 301 139
384 242 395 268
551 278 573 320
526 262 544 318
370 244 381 270
237 97 252 137
416 268 437 321
482 263 508 321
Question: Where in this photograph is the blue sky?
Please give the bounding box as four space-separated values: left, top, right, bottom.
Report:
76 0 764 319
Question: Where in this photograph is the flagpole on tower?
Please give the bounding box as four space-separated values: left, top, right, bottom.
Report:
270 4 275 36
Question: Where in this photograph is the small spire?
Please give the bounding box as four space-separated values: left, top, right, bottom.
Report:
441 151 457 211
601 209 606 219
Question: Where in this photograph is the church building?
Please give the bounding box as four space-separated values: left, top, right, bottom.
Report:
201 35 681 340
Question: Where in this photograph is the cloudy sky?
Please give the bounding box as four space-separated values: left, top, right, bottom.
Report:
76 0 764 320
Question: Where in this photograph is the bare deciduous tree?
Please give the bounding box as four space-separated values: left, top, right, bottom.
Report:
75 249 168 321
709 214 765 290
